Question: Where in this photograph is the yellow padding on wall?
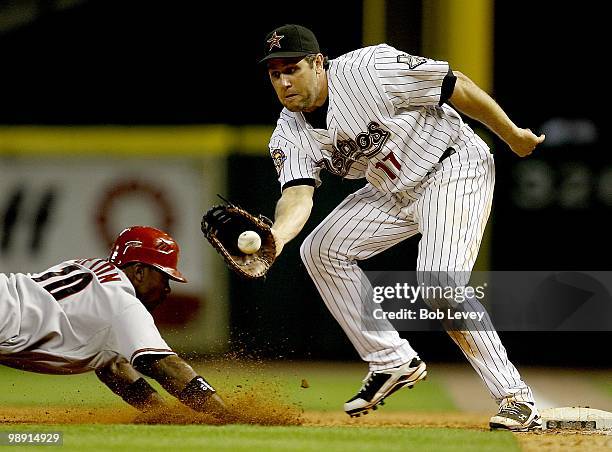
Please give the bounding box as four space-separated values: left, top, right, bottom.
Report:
0 125 274 157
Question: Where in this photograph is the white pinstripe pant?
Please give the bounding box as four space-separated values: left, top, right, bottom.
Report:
300 144 534 404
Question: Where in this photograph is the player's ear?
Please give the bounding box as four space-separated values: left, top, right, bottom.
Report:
120 262 146 289
132 263 147 283
315 54 324 73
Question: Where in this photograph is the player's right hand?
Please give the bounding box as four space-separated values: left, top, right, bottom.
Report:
509 128 545 157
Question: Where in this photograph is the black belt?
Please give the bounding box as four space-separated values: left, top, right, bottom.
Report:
438 146 456 163
424 147 456 179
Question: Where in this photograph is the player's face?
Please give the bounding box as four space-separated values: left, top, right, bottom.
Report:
267 57 319 112
138 267 171 311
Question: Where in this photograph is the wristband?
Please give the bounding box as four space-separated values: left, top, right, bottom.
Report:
117 377 158 410
178 376 217 411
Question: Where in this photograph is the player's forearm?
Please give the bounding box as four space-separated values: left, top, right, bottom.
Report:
449 71 544 156
449 71 520 146
141 355 231 417
95 361 166 411
139 354 197 396
272 185 314 254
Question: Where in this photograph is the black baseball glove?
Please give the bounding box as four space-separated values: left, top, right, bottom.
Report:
201 202 276 279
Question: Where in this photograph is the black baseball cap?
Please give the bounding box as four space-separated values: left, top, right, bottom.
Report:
259 24 320 64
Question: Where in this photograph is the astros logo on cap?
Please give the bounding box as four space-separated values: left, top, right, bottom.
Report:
267 31 284 51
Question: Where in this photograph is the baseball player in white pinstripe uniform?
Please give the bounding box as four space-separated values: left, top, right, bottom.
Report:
0 226 230 419
260 24 545 431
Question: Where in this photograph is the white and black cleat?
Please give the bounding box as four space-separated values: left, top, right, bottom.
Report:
344 357 427 417
489 401 542 432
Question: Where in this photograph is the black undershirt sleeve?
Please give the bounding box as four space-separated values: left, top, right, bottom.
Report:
282 178 317 191
439 67 457 106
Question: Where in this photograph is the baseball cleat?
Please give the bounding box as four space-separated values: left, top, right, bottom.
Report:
344 357 427 417
489 401 542 431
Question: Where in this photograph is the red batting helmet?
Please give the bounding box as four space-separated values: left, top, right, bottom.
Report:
108 226 187 282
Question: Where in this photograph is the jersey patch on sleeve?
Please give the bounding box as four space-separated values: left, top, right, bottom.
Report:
271 149 287 175
397 53 427 69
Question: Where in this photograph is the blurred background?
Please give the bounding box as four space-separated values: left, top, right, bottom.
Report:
0 0 609 366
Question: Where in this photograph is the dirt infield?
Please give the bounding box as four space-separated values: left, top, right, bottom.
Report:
2 406 611 451
0 406 485 429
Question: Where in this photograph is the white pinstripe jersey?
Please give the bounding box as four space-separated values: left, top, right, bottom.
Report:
269 44 487 195
0 258 174 374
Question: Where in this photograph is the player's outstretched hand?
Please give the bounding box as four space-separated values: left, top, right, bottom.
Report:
133 406 193 424
509 128 545 157
132 393 239 425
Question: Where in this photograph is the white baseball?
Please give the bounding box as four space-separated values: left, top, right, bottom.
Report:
238 230 261 254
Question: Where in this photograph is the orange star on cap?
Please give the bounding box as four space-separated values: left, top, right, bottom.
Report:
267 31 284 51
